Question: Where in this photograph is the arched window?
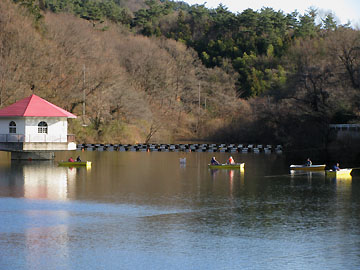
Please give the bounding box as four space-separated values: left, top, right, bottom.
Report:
38 121 48 134
9 121 16 134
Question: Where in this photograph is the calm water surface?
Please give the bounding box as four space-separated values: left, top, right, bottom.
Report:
0 151 359 270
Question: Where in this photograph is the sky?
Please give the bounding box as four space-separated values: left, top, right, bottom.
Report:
181 0 360 27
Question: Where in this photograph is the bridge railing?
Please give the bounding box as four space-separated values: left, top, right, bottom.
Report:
0 134 25 142
0 134 75 143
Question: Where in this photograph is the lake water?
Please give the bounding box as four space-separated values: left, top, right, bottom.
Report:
0 151 359 270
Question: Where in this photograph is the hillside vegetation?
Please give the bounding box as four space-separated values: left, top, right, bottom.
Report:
2 0 360 150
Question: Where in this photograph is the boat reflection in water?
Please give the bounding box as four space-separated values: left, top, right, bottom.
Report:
210 167 244 180
290 170 325 182
210 167 245 197
290 167 354 194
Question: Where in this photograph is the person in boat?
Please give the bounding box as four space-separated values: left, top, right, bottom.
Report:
68 157 74 162
333 163 340 171
211 157 220 165
76 156 82 162
306 158 312 166
227 156 235 164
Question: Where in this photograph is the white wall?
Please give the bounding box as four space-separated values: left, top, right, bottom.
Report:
0 118 25 134
0 117 69 142
25 117 68 142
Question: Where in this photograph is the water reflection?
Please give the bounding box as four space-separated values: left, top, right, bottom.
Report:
0 158 77 270
288 169 354 203
290 171 326 184
209 168 244 199
25 223 70 270
0 160 77 200
209 168 244 180
0 151 11 167
290 170 325 178
333 176 353 200
0 151 359 270
210 168 219 180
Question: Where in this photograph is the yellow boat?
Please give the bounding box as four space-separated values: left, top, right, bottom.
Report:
58 161 92 168
208 163 244 170
290 164 326 171
326 169 352 178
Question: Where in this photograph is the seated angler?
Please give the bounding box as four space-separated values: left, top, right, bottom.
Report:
211 157 220 165
228 156 235 164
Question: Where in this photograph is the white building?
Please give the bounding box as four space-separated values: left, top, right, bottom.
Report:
0 94 77 157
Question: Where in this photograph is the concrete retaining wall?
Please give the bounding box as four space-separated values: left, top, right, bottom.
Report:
0 142 76 151
11 151 55 160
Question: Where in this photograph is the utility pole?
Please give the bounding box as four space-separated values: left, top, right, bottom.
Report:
82 64 88 127
197 81 200 132
83 64 86 117
198 81 201 115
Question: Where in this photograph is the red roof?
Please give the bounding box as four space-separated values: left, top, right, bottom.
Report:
0 94 77 118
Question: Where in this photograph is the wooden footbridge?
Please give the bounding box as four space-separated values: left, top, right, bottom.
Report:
77 143 283 153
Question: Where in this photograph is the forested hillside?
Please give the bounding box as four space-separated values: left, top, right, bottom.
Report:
2 0 360 150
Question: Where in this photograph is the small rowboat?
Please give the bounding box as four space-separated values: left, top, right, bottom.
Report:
326 168 352 178
208 163 244 170
58 161 92 168
290 164 326 171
